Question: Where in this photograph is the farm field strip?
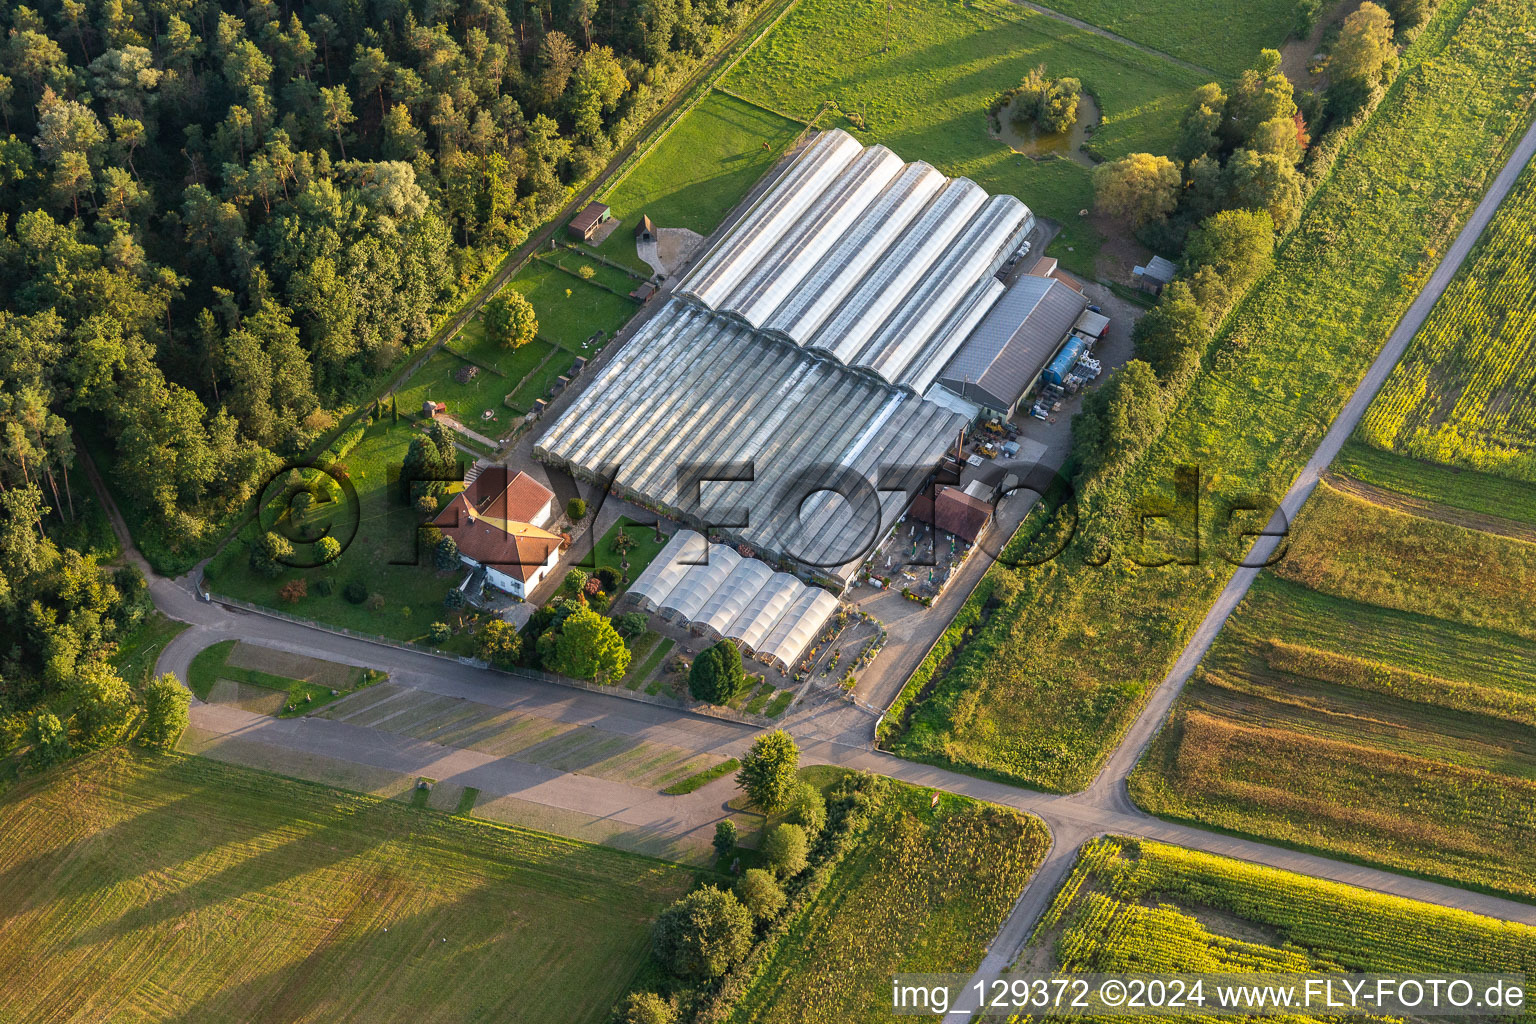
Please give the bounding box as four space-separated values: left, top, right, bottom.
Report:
1024 0 1302 76
0 751 690 1024
1358 160 1536 484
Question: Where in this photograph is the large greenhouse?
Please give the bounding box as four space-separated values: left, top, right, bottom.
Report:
624 531 839 672
536 129 1037 585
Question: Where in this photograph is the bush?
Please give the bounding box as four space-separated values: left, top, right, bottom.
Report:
427 621 451 644
615 611 648 638
416 493 440 516
365 592 386 612
785 781 827 836
314 577 334 596
137 673 190 750
651 887 753 979
713 819 738 859
434 535 460 572
615 992 677 1024
343 580 368 604
251 530 293 578
735 868 786 921
476 618 521 668
761 823 809 878
566 497 588 520
596 566 622 593
315 535 342 564
278 579 308 604
23 712 70 771
736 730 799 812
688 639 746 705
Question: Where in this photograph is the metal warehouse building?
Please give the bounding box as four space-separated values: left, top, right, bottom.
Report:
625 531 839 671
536 130 1041 585
936 275 1088 417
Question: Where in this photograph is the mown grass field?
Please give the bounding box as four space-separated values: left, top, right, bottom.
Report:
1356 160 1536 485
0 750 691 1024
205 420 480 649
726 777 1048 1023
1031 0 1303 77
1025 837 1536 1000
1131 485 1536 898
188 639 379 717
596 91 804 273
721 0 1206 273
887 0 1536 792
1334 438 1536 528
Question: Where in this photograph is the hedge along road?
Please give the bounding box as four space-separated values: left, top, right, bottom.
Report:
80 93 1536 1020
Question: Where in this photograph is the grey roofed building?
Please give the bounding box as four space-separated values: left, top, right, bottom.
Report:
1132 254 1178 292
936 275 1088 415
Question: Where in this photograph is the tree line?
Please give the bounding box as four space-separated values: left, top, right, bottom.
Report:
0 0 758 770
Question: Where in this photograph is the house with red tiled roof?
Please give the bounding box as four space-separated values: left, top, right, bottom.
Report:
432 468 563 598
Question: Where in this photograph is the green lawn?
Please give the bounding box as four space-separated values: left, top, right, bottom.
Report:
887 0 1536 791
0 750 690 1024
724 774 1049 1022
1029 837 1536 988
504 259 639 353
596 91 805 273
722 0 1207 274
187 639 381 718
583 517 671 585
204 420 483 648
392 349 515 433
1033 0 1304 77
111 612 188 687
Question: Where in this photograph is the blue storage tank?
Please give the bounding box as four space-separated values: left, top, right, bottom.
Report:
1041 334 1088 386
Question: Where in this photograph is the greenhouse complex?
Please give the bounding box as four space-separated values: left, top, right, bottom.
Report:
535 129 1048 586
622 531 840 672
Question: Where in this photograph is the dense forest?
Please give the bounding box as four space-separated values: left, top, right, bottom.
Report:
0 0 756 756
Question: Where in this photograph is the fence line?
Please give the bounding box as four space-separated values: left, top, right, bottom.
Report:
207 592 777 729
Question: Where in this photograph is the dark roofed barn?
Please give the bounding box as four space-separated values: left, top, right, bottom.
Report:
568 202 611 243
635 215 655 242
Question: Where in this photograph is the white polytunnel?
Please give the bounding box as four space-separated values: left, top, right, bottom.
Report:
536 128 1041 587
619 531 839 672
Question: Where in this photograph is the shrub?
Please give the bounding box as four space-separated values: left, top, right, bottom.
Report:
688 639 746 705
251 531 293 578
566 497 588 519
137 673 190 750
761 823 809 878
785 781 827 836
427 621 451 644
315 535 342 564
416 493 440 516
434 535 460 572
596 566 622 593
713 819 738 859
23 712 70 771
477 618 521 668
365 592 386 611
343 580 368 604
615 992 677 1024
736 730 799 812
279 579 308 604
735 868 786 921
314 577 334 596
615 611 648 637
651 887 753 979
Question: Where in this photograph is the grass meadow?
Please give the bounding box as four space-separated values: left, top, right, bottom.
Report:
724 775 1049 1022
597 91 804 273
886 0 1536 792
1028 838 1536 987
721 0 1207 274
0 750 690 1024
1130 486 1536 898
1032 0 1304 77
1334 438 1536 528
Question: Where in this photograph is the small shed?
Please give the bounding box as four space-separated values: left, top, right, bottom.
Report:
568 202 611 243
1132 255 1177 294
635 215 655 242
631 281 659 303
422 400 446 418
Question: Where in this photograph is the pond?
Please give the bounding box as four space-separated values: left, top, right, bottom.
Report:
991 92 1102 168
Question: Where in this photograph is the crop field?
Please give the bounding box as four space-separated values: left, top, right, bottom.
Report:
726 779 1049 1023
205 420 482 648
1023 837 1536 1006
886 0 1536 792
1334 438 1536 528
596 91 803 273
1131 485 1536 898
0 751 690 1024
722 0 1206 273
1030 0 1302 76
1356 161 1536 485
